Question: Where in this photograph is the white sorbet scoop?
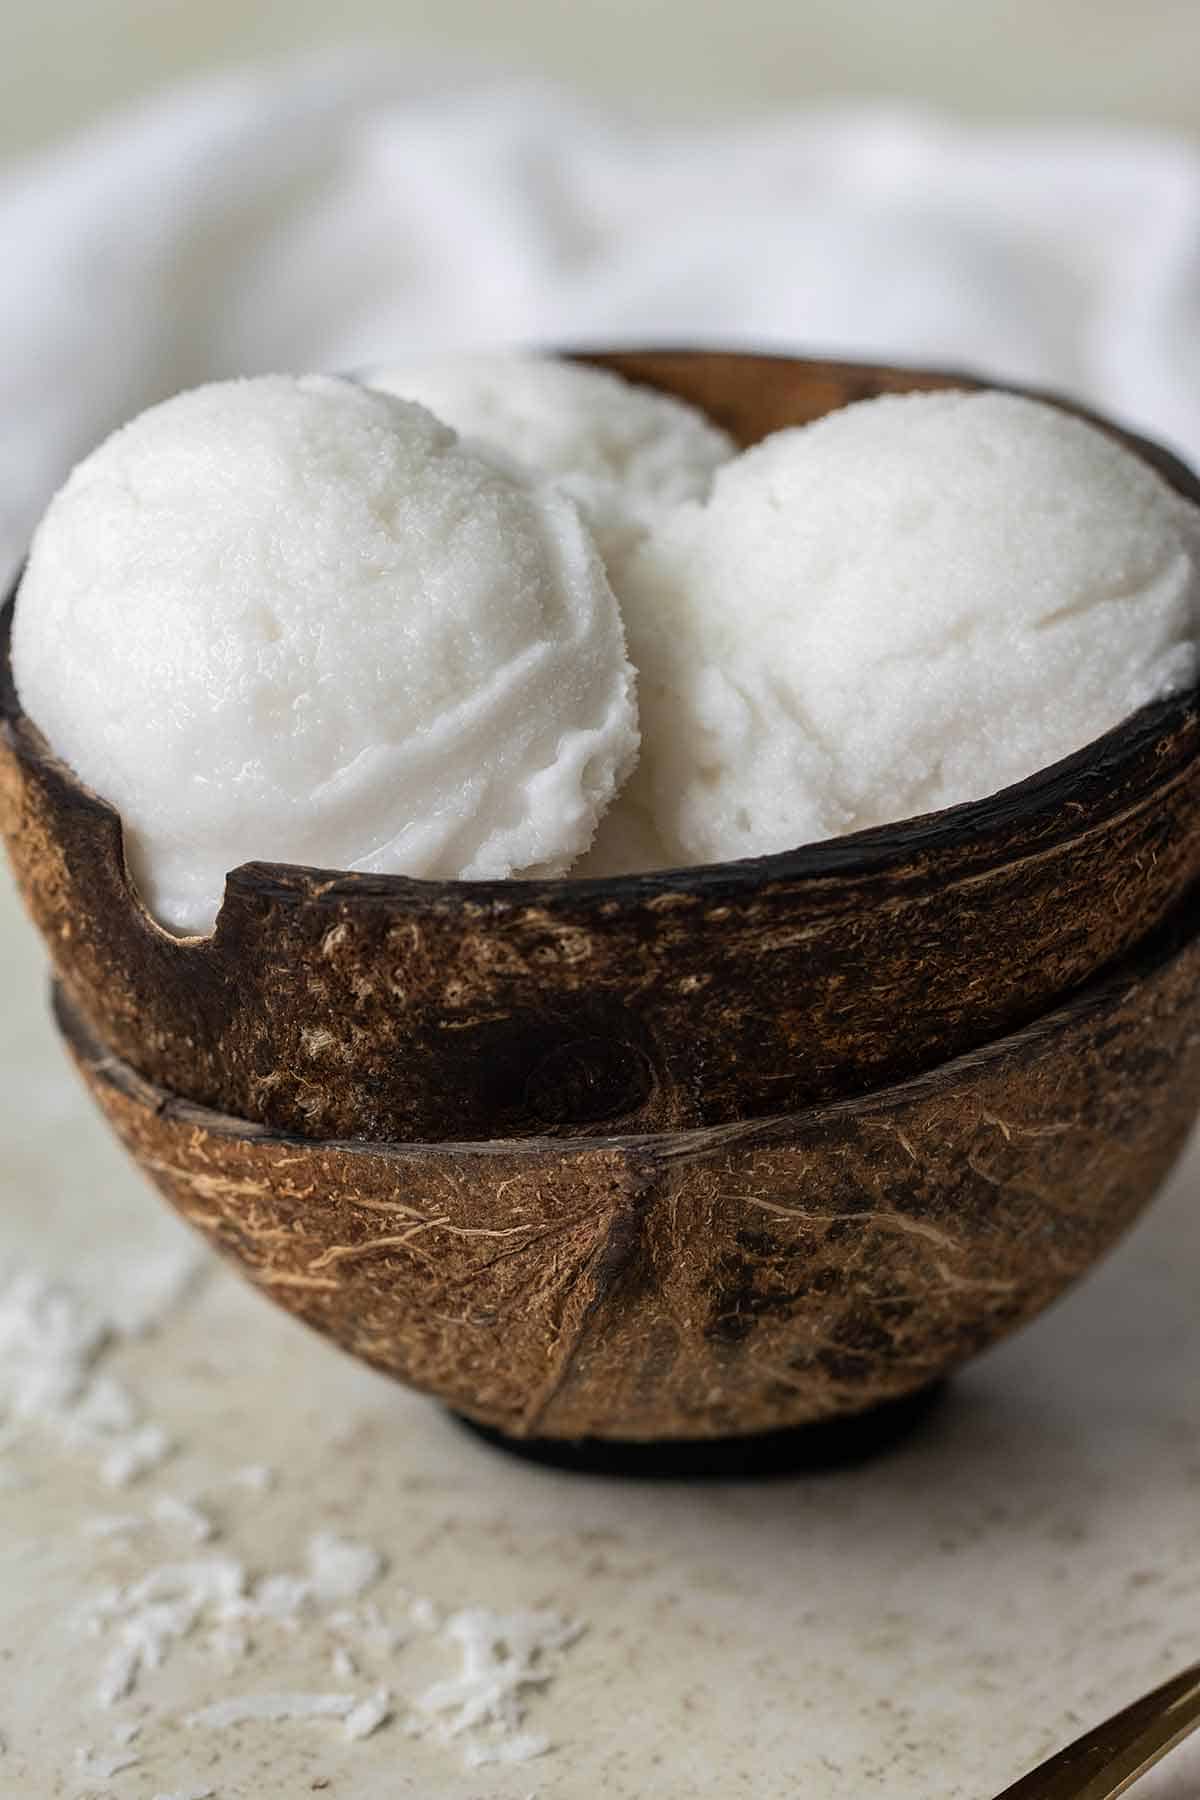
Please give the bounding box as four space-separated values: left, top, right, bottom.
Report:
589 389 1200 873
13 374 637 933
363 352 735 569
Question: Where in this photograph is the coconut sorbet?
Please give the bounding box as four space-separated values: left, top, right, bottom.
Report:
11 360 1200 931
363 353 736 569
586 389 1200 873
12 374 637 933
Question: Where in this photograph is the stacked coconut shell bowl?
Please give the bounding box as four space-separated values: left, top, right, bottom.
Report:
5 352 1200 1471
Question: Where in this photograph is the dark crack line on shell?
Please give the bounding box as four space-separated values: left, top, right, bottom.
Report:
441 1203 617 1294
517 1160 662 1436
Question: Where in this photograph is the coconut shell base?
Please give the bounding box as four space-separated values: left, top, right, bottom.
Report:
453 1383 947 1477
55 884 1200 1443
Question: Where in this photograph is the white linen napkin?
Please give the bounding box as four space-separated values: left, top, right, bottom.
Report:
1 47 1198 581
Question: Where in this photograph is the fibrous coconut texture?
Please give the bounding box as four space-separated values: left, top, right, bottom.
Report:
12 373 638 933
585 389 1200 873
13 368 1200 929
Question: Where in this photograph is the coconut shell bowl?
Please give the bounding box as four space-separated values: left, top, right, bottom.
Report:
5 351 1200 1472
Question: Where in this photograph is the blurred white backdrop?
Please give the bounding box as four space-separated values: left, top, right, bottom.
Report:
2 0 1199 161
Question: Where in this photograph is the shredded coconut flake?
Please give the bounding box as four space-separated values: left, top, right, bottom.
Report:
152 1495 216 1544
305 1532 385 1603
89 1558 248 1704
343 1687 392 1742
101 1423 173 1489
243 1572 312 1624
0 1272 109 1418
186 1692 357 1728
96 1642 141 1709
207 1622 250 1662
464 1731 551 1767
83 1514 145 1540
75 1742 142 1778
0 1274 175 1489
17 1263 586 1787
65 1374 139 1437
419 1608 584 1759
329 1601 407 1657
228 1463 274 1494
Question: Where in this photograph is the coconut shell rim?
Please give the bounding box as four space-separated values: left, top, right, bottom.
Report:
52 871 1200 1160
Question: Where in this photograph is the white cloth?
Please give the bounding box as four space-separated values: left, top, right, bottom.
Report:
2 49 1199 585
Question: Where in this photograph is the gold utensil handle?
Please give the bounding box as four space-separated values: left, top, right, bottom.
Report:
994 1661 1200 1799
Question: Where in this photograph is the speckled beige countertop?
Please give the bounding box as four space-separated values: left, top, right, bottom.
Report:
2 849 1199 1799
